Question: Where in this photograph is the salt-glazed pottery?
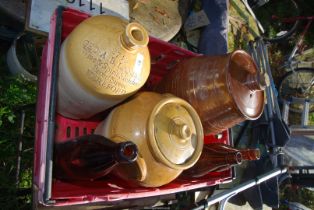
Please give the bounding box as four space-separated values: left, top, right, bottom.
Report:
58 15 150 119
95 92 204 187
156 50 267 135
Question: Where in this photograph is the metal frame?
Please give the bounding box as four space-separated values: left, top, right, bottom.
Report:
190 38 291 210
192 168 288 210
190 39 294 210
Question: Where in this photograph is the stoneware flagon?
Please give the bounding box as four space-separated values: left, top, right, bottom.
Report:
58 15 150 119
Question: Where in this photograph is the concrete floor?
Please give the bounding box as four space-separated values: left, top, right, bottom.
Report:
225 202 272 210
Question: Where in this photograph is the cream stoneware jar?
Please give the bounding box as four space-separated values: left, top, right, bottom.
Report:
95 92 204 187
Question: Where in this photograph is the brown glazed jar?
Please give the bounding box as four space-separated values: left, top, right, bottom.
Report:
156 50 266 135
95 92 204 187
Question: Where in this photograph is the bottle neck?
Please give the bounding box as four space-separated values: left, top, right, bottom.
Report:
225 152 242 165
115 141 138 164
241 149 261 161
120 22 148 51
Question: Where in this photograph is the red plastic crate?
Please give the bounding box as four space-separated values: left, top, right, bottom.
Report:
33 7 233 207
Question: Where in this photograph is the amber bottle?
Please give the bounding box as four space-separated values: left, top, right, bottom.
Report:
240 148 261 161
182 144 260 178
54 135 138 181
208 143 261 161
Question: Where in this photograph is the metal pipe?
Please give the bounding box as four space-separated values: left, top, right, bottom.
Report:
193 167 287 210
290 97 314 103
249 41 260 68
16 110 25 186
261 41 282 119
257 40 278 152
241 0 265 34
301 101 310 126
282 100 290 124
43 6 63 204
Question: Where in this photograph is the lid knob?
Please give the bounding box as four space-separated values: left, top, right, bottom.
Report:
245 72 270 91
172 122 192 140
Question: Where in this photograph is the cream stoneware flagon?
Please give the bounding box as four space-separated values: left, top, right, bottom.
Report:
58 15 150 119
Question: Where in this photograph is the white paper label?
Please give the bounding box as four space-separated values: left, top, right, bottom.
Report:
132 53 144 84
28 0 129 34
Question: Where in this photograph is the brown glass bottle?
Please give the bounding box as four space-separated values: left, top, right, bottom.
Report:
206 143 261 161
54 135 138 181
182 144 260 178
241 148 261 161
207 143 261 161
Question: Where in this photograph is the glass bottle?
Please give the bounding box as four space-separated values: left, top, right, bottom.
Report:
182 144 260 178
208 143 261 161
54 134 138 181
240 148 261 161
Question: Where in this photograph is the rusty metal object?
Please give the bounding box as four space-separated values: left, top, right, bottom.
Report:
156 50 265 135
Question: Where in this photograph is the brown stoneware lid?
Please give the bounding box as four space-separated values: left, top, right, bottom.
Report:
228 50 265 120
148 96 204 170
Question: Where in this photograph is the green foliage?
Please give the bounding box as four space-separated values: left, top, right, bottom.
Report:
279 186 314 210
0 60 37 127
254 0 314 79
228 0 259 51
0 53 37 209
299 0 314 47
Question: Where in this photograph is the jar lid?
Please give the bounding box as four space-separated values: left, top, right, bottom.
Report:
148 96 204 170
228 50 265 120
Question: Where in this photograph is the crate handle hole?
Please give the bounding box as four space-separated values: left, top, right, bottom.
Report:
173 50 186 56
151 54 165 64
166 60 180 69
75 127 79 137
66 127 71 138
